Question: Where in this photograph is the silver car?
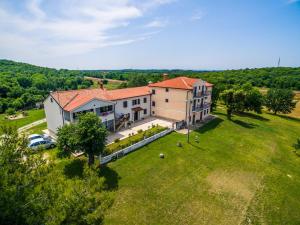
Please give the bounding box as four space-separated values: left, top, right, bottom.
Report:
28 138 56 150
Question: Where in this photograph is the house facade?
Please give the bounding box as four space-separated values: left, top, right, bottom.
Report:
149 76 213 127
44 76 213 135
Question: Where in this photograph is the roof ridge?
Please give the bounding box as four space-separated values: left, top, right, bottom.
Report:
62 93 80 108
180 77 189 88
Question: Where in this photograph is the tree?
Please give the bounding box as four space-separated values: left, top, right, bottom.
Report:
77 113 107 166
0 125 47 224
220 89 245 119
242 84 263 114
57 123 78 157
127 75 148 87
265 89 296 115
57 113 107 166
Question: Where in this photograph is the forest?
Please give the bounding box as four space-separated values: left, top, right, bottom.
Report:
0 59 299 113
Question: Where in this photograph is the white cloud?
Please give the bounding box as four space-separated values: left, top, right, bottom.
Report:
190 10 205 21
145 18 168 28
0 0 173 58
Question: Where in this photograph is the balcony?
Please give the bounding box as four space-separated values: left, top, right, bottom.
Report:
98 111 114 117
192 103 211 112
193 91 211 98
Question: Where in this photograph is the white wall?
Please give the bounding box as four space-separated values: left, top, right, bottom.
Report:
72 99 115 123
44 95 64 135
114 95 151 121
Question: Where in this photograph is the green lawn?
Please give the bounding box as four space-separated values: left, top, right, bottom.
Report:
99 108 300 225
0 109 45 130
26 122 47 134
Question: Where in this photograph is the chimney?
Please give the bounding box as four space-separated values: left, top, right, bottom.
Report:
98 80 104 89
162 73 168 81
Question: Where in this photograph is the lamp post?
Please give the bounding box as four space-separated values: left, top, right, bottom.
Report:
187 99 192 143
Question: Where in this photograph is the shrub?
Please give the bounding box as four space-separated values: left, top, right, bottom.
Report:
114 138 120 143
6 108 16 115
137 129 143 134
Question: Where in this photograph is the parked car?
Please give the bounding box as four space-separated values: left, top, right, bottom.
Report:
28 138 56 150
28 133 50 142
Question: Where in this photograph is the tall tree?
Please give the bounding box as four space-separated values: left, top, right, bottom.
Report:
265 89 296 115
77 113 107 166
220 89 245 119
57 113 107 166
0 125 46 224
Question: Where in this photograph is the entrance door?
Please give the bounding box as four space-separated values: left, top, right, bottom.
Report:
200 112 203 121
192 114 196 125
134 111 139 121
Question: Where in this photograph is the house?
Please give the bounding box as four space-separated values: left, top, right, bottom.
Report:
149 75 213 127
44 75 213 136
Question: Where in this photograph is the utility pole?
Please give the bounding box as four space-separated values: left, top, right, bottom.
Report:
187 99 191 143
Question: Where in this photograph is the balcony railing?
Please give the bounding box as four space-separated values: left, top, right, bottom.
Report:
193 91 211 98
98 111 114 117
192 103 211 112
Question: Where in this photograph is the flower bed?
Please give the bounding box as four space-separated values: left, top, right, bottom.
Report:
105 125 167 155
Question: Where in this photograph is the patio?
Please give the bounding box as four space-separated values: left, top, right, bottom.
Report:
106 117 174 144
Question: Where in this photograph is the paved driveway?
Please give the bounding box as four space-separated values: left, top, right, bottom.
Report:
107 117 174 144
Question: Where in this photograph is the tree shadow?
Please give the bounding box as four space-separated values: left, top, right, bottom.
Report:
213 111 227 117
275 114 300 123
64 159 84 179
236 112 269 121
197 117 224 134
232 119 257 129
98 165 121 191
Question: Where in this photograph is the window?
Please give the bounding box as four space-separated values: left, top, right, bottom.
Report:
132 99 140 106
143 109 147 115
143 97 147 103
152 111 155 115
165 99 169 103
123 101 128 108
166 88 169 92
152 89 156 94
50 98 53 103
100 105 113 113
152 101 156 107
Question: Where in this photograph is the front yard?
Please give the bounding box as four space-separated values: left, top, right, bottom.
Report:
102 108 300 225
32 107 300 225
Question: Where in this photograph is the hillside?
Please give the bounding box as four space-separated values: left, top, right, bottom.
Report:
1 60 299 114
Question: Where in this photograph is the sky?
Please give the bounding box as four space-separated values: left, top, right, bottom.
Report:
0 0 299 70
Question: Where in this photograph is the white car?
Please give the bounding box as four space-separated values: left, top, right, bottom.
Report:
28 138 56 150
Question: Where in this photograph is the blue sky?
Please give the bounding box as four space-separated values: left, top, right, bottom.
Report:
0 0 299 69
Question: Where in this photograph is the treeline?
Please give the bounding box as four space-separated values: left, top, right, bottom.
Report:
0 60 93 113
87 67 300 90
0 60 299 114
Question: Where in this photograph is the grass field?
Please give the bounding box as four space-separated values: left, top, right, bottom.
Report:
98 108 300 225
26 122 47 134
0 109 45 130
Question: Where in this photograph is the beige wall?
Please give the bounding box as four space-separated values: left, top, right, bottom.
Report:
151 87 189 121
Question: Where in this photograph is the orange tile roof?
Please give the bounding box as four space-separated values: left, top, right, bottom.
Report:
51 86 150 112
148 76 213 89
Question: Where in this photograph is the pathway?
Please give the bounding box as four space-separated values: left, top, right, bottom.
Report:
18 118 46 133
